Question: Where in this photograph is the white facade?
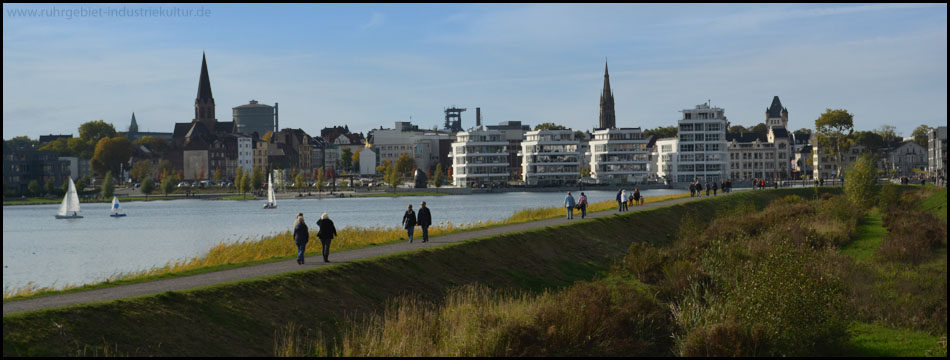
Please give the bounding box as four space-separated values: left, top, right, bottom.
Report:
520 129 582 185
727 137 781 180
589 128 650 183
929 126 947 179
654 138 678 184
451 128 509 187
676 103 728 183
358 145 377 176
370 122 454 174
237 136 253 174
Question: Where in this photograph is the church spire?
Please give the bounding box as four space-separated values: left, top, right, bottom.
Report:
129 112 138 133
599 59 616 130
194 52 216 128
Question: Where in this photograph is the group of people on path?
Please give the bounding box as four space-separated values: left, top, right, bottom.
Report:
401 201 432 244
689 179 732 197
293 212 337 265
563 191 589 219
615 188 643 212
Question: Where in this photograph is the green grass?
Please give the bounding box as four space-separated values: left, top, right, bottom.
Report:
841 208 887 262
919 187 947 223
847 322 946 357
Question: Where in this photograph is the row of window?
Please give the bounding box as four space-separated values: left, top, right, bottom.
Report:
679 122 723 131
678 164 723 172
679 133 721 142
680 143 723 152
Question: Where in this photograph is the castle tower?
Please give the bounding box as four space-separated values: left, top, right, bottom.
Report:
765 95 788 130
194 52 216 129
598 60 616 130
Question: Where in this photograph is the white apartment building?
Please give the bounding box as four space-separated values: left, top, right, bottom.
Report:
654 138 678 184
451 127 509 187
369 122 454 174
929 126 947 179
676 103 728 183
520 129 582 185
589 128 650 183
237 135 253 174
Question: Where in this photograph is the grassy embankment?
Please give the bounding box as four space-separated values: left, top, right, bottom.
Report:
3 189 728 356
273 186 945 357
2 193 688 300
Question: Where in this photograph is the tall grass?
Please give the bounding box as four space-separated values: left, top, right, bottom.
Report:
3 193 689 299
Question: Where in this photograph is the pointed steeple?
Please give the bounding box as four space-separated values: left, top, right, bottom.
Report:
194 52 216 127
129 112 139 133
765 95 788 130
599 58 616 130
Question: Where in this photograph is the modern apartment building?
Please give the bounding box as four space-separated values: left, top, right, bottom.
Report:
520 129 582 185
929 126 947 179
589 127 651 183
654 137 678 184
450 127 509 187
676 103 728 183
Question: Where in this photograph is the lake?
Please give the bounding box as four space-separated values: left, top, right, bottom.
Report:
2 189 685 291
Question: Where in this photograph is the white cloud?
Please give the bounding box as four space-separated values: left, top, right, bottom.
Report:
361 12 385 30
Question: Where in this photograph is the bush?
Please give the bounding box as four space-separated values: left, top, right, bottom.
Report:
844 154 878 210
877 184 900 210
681 320 767 357
878 209 946 265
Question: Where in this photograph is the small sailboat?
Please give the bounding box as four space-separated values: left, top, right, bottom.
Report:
55 177 83 219
110 196 126 217
263 174 277 209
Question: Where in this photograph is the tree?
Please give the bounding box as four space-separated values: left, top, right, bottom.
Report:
27 180 41 197
214 167 223 183
315 167 325 193
853 131 885 154
377 159 392 174
141 177 155 200
156 160 173 180
845 154 877 210
643 125 678 139
238 168 251 199
534 122 567 131
580 166 591 178
294 171 306 192
814 108 855 180
874 125 901 145
911 125 932 148
385 163 401 188
78 120 117 143
352 148 361 173
90 136 132 176
68 137 95 159
161 170 175 197
433 163 444 188
793 128 812 139
44 179 55 196
728 125 749 134
395 152 415 177
251 166 264 192
130 160 153 182
6 136 38 150
341 147 353 172
101 171 115 198
748 123 769 137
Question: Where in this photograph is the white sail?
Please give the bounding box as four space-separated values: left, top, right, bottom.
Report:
267 174 276 206
112 196 120 214
68 177 81 213
57 180 70 216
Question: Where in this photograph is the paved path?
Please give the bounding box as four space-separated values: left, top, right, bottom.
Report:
3 195 703 315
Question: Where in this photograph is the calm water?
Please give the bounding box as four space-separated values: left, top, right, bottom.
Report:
3 189 684 291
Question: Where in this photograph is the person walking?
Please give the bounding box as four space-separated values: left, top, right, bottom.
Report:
712 181 719 196
564 191 576 219
316 212 337 263
633 187 641 207
689 181 696 197
293 213 309 265
577 192 588 219
417 201 432 243
705 182 711 196
696 181 703 197
620 189 628 211
402 204 417 243
752 178 758 190
616 189 623 212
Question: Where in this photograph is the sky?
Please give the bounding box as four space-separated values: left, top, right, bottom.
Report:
3 3 947 140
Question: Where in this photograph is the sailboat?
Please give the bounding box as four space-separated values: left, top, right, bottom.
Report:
110 196 126 217
55 177 83 219
263 174 277 209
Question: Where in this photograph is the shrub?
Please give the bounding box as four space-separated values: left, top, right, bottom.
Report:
877 184 900 211
844 154 878 210
877 209 946 265
681 320 767 357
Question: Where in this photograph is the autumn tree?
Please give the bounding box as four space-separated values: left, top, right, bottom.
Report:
315 167 325 193
433 163 444 188
130 160 153 182
91 136 132 176
27 180 41 197
251 166 264 192
141 177 155 200
341 147 353 172
911 125 932 148
643 125 678 139
79 120 117 143
534 122 567 131
161 170 175 197
353 148 361 173
101 171 115 198
814 108 855 180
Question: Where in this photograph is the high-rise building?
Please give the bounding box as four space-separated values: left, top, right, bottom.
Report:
521 129 582 185
233 100 275 139
928 126 947 179
450 128 509 187
589 128 651 183
676 103 728 183
598 60 616 130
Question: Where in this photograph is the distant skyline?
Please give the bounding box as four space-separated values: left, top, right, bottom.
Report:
3 3 947 139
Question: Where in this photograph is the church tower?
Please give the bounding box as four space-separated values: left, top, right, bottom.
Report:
194 52 216 130
598 60 617 130
129 112 139 133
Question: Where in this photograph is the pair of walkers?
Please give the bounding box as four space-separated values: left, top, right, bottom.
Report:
564 192 586 219
402 202 432 243
293 212 337 264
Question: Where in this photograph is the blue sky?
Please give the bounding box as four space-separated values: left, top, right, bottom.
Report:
3 3 947 139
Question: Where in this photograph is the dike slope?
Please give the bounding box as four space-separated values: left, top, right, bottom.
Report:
3 188 829 356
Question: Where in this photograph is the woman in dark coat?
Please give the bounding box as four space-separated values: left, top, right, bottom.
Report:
293 213 309 265
417 201 432 243
316 212 337 263
402 204 417 244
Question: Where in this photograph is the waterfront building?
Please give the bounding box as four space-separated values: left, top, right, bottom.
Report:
232 100 276 138
358 144 378 176
812 143 869 181
792 144 813 179
2 141 71 194
237 136 253 175
929 126 947 179
725 96 792 181
450 127 509 187
654 137 678 184
676 103 728 183
589 127 651 183
485 120 531 177
520 129 582 185
880 140 927 177
368 121 454 175
598 61 616 130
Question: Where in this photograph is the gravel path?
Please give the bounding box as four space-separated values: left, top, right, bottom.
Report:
3 195 701 315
